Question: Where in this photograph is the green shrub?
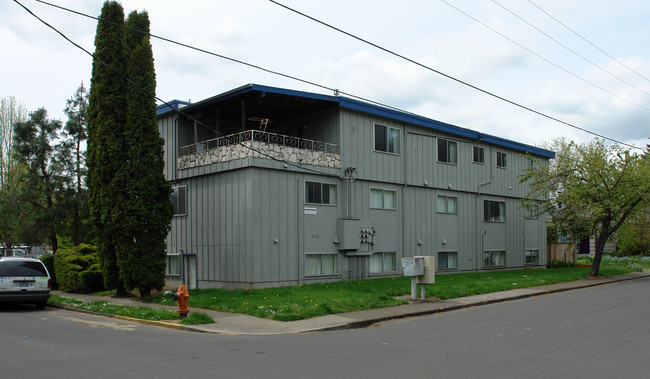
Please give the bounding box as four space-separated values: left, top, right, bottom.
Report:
547 260 575 268
40 254 57 289
54 244 104 293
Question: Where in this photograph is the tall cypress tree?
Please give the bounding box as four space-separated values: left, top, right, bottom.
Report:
114 11 172 297
87 1 127 294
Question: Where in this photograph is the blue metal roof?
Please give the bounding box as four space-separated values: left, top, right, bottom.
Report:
156 84 555 158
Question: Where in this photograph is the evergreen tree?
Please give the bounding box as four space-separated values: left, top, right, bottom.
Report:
62 83 89 246
114 11 172 297
87 1 128 293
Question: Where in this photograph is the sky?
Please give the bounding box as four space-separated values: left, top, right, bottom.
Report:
3 0 649 151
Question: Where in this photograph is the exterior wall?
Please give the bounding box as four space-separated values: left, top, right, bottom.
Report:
160 101 549 289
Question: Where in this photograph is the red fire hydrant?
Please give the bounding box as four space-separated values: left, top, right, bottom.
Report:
176 283 190 319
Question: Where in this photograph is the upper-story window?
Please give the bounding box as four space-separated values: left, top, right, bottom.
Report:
496 151 507 168
370 188 397 210
473 146 485 164
171 185 187 216
437 138 457 164
484 200 505 222
305 181 337 205
374 124 400 154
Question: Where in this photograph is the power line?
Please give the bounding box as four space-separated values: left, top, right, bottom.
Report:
31 0 643 152
13 0 343 180
269 0 643 151
439 0 650 112
528 0 650 84
491 0 650 97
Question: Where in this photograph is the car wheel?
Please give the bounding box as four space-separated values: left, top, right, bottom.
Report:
35 301 47 309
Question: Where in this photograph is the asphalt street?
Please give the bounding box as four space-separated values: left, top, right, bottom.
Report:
2 276 650 378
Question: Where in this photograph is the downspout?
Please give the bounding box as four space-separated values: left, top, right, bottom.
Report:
477 181 492 271
297 177 302 285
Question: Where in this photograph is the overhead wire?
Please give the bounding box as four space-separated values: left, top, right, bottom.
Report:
491 0 650 97
438 0 650 112
27 0 643 152
528 0 650 84
268 0 643 151
14 0 344 180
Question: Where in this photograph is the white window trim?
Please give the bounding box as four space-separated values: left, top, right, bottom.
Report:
369 252 397 274
437 195 458 214
525 249 540 265
496 151 507 168
171 185 187 217
472 145 485 164
437 138 458 165
305 181 338 205
304 252 338 277
370 188 397 210
484 250 506 268
166 253 181 276
373 123 401 155
438 251 458 270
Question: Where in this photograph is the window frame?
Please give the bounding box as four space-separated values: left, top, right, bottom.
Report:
437 138 458 164
305 181 338 205
484 200 506 222
437 195 458 214
373 123 401 154
171 185 187 216
369 252 397 274
524 203 540 219
472 146 485 164
484 250 506 268
304 252 338 277
370 188 397 210
166 253 181 276
525 249 540 265
496 151 507 168
438 251 458 270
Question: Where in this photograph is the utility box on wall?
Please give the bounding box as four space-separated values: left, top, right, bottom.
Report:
337 219 361 251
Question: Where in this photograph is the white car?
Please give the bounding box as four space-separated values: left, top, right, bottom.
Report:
0 257 51 308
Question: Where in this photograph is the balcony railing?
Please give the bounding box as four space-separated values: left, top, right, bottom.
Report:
179 130 339 157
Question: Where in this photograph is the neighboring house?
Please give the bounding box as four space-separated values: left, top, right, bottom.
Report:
157 84 555 289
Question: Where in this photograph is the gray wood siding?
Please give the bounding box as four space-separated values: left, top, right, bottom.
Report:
158 115 178 181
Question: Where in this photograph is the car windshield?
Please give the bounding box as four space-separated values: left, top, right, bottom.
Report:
0 261 48 277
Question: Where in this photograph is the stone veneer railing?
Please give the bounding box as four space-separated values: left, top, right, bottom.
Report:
177 130 341 170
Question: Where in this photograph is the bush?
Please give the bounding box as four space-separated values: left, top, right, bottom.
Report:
548 260 575 268
40 254 57 289
54 244 104 293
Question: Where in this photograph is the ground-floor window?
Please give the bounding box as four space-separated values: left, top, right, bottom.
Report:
369 252 396 273
166 253 180 276
484 250 506 267
438 251 458 269
305 253 338 276
525 249 539 265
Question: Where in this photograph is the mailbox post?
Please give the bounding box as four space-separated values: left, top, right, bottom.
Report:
402 256 435 300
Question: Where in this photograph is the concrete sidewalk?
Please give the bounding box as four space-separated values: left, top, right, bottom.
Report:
50 271 650 335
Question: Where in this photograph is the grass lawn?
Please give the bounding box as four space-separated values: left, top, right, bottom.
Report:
145 266 631 322
49 294 179 321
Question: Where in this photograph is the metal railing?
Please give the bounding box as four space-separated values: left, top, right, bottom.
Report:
178 129 339 157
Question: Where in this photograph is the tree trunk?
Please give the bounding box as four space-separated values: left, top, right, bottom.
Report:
590 223 611 277
138 287 151 299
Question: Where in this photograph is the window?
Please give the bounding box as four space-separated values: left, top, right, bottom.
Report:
524 203 539 219
496 151 507 168
166 254 180 276
525 250 539 265
305 182 337 205
438 251 458 269
484 250 505 267
437 138 457 164
305 253 338 276
171 186 187 216
370 188 397 209
369 252 396 273
437 195 458 214
473 146 485 163
484 200 505 222
374 124 400 154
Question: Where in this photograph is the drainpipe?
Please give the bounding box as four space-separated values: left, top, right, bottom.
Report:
477 181 492 271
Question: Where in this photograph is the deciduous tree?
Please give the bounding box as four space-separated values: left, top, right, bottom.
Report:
522 138 649 276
